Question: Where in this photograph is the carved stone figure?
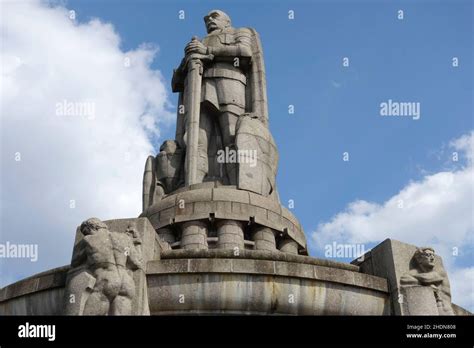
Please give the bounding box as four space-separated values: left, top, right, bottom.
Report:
400 247 454 315
139 10 306 256
64 218 146 315
142 140 184 210
142 9 279 211
108 224 143 315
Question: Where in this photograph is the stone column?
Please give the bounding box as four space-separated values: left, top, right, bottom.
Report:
252 227 276 251
216 220 244 250
278 238 298 255
180 221 208 250
157 227 175 245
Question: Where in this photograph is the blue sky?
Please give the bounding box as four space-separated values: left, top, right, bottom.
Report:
1 0 472 310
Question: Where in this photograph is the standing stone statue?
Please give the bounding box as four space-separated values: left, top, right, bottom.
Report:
64 218 148 315
143 9 279 210
140 10 306 256
400 247 454 315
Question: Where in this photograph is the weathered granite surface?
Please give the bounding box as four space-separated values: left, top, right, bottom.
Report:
63 217 162 315
1 246 470 315
0 265 68 304
352 239 457 316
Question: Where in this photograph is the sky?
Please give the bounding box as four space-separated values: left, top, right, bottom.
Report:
1 0 473 311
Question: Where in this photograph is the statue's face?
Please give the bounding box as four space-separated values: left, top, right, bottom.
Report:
126 227 138 239
81 219 108 236
204 11 229 33
84 226 105 236
418 249 435 269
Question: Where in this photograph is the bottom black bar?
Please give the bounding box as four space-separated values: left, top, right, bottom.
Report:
0 315 472 346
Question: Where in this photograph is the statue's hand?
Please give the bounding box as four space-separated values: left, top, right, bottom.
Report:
185 39 207 56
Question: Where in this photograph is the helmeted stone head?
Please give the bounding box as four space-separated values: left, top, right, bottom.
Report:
80 217 108 236
204 10 231 33
414 247 436 272
126 224 142 244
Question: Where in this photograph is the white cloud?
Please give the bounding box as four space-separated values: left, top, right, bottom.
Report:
450 130 474 165
312 131 474 312
449 267 474 313
0 1 173 284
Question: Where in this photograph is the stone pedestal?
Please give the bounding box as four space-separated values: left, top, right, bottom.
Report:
141 184 308 255
146 250 390 315
1 240 470 316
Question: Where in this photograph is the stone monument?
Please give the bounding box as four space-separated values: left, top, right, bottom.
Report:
0 10 470 317
63 218 160 315
352 239 461 316
400 247 455 315
140 9 305 255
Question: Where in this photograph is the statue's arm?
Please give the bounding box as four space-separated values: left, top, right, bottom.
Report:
416 271 444 285
71 240 87 268
400 272 419 286
207 28 252 58
127 245 143 271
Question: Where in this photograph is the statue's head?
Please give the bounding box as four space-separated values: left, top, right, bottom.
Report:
80 218 108 236
126 224 141 244
204 10 231 33
414 247 436 272
160 140 178 154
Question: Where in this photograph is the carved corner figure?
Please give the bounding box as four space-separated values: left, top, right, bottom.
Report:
400 247 454 315
142 9 279 212
64 218 149 315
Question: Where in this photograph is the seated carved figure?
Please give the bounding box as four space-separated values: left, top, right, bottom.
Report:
142 140 184 211
400 247 454 315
